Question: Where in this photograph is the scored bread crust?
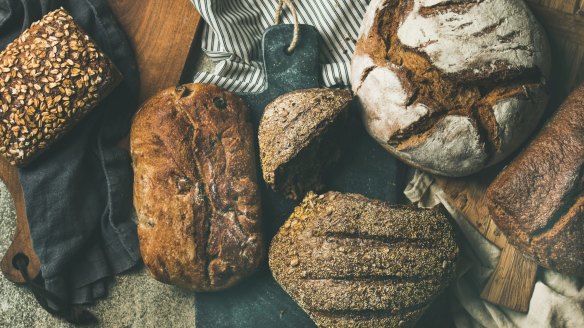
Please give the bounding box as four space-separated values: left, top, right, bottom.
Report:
269 192 458 328
486 84 584 277
131 83 264 291
351 0 551 177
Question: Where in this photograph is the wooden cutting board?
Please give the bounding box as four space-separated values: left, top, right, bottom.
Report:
434 171 539 313
0 0 202 284
1 0 583 318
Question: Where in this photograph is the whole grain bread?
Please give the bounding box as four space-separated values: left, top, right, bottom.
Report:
0 8 121 166
486 83 584 277
131 83 264 291
269 191 458 328
351 0 551 177
259 88 353 200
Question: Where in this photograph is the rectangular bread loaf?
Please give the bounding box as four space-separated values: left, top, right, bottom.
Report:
486 83 584 276
0 8 121 166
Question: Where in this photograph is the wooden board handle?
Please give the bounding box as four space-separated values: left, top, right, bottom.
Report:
481 242 538 313
0 159 40 283
434 175 539 313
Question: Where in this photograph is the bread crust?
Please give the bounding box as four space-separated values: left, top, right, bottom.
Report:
131 83 264 291
486 84 584 276
269 192 458 327
259 88 353 199
0 9 121 166
351 0 551 177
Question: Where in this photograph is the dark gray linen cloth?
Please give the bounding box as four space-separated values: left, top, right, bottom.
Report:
0 0 141 306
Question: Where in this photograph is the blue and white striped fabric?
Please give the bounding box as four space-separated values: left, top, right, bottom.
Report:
190 0 370 93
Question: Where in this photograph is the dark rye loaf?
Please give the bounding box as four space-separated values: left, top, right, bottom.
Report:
487 84 584 276
131 83 264 291
259 88 353 200
269 191 458 328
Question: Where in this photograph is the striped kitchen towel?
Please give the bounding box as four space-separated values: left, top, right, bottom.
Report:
190 0 370 93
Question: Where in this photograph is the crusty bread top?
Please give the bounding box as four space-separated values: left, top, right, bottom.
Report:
269 191 458 327
131 83 263 291
397 0 550 79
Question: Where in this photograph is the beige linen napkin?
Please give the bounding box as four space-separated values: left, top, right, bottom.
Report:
405 171 584 328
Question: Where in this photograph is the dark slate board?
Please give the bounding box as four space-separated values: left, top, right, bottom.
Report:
194 24 409 327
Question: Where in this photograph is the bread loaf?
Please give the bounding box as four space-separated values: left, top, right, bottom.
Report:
131 83 264 291
259 88 353 200
0 8 121 166
269 192 458 328
351 0 551 177
486 84 584 276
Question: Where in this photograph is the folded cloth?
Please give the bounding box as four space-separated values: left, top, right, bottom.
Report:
191 0 370 93
405 171 584 328
0 0 140 307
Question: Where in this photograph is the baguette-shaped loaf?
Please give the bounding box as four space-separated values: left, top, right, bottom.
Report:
269 192 458 328
131 83 264 291
487 84 584 276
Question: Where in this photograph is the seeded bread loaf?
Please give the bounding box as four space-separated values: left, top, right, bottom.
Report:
486 84 584 277
269 191 458 328
0 8 121 166
351 0 551 177
259 88 353 200
131 83 264 291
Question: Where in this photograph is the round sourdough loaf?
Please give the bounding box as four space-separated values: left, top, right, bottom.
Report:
351 0 551 177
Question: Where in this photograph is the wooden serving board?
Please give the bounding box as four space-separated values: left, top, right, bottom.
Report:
108 0 203 103
434 171 539 313
0 0 202 283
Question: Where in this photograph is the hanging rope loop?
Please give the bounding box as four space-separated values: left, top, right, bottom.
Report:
274 0 300 53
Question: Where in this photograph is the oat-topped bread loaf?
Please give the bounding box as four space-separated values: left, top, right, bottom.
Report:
131 83 264 291
351 0 551 177
259 88 353 200
269 191 458 328
486 84 584 277
0 8 121 166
